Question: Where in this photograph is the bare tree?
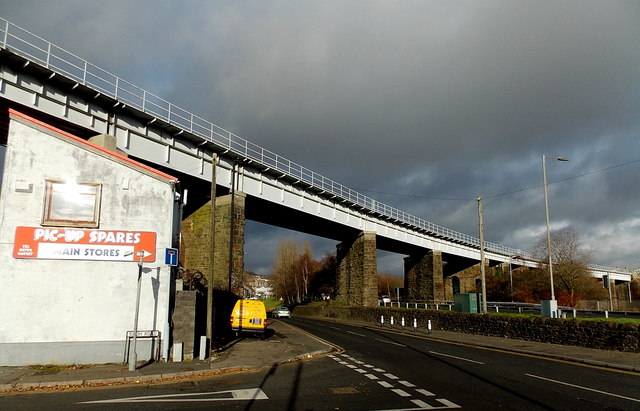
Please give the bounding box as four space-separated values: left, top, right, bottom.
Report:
297 240 316 303
271 240 299 305
377 274 403 297
532 227 605 306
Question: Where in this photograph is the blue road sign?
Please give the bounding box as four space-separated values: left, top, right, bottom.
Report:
165 248 178 266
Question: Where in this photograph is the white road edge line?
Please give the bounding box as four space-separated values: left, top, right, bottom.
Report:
78 388 268 404
526 374 640 403
428 351 485 364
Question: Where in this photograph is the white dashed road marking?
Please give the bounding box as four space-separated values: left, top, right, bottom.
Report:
392 388 411 397
331 352 461 409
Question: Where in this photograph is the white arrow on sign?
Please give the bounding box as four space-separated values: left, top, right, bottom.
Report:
79 388 269 404
137 250 152 258
124 250 152 260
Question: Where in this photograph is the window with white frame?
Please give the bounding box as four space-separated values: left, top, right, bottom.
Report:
42 180 101 227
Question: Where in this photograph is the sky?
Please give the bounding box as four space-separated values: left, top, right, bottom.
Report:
2 1 639 276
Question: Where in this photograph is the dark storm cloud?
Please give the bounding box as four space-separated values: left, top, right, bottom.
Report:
2 0 638 272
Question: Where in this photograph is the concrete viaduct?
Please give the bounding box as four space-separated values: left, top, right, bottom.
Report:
0 18 631 307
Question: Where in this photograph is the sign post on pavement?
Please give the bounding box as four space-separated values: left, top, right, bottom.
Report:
127 249 151 371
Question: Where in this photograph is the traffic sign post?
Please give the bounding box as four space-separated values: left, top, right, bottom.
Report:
126 250 151 371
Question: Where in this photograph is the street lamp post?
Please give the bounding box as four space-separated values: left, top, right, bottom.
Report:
542 155 569 317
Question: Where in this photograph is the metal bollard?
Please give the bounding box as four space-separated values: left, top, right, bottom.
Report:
427 319 432 334
413 318 417 332
401 317 405 329
390 317 394 327
380 315 384 327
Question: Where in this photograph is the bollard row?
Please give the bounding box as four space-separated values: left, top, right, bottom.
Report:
379 315 433 334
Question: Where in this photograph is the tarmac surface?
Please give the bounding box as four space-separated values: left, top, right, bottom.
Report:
1 317 639 393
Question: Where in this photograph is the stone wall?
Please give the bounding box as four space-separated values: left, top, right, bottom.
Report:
294 305 640 353
172 291 196 360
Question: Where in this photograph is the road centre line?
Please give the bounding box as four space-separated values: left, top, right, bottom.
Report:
375 338 406 347
347 330 367 337
428 351 485 364
526 374 640 403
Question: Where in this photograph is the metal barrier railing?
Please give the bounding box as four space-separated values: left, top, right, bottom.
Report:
0 17 631 274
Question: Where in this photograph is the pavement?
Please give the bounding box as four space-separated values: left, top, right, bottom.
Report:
1 317 639 394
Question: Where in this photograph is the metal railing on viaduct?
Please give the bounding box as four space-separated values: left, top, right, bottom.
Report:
0 17 631 278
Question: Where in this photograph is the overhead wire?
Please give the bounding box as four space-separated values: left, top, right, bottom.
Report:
356 158 640 202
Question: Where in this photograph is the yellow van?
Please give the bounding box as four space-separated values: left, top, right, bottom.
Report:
230 299 268 336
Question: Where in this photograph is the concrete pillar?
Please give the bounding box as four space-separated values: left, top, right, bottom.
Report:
181 192 245 292
404 250 444 301
336 231 378 306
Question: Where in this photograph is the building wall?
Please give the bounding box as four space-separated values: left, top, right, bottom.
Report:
0 113 178 365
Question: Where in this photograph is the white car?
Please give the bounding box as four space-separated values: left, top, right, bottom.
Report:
273 306 291 318
379 295 391 304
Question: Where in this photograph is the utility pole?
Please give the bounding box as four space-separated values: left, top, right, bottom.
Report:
477 196 487 314
206 153 217 347
228 162 236 292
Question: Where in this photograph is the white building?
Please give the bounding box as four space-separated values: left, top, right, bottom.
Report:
0 109 181 365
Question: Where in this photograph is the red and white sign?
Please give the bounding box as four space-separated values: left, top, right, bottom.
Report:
13 226 157 262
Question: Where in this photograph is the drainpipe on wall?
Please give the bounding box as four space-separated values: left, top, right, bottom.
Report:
163 181 181 362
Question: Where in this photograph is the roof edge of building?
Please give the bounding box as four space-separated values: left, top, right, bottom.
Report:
8 108 179 184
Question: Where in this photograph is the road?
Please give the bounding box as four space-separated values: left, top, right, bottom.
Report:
1 317 639 410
